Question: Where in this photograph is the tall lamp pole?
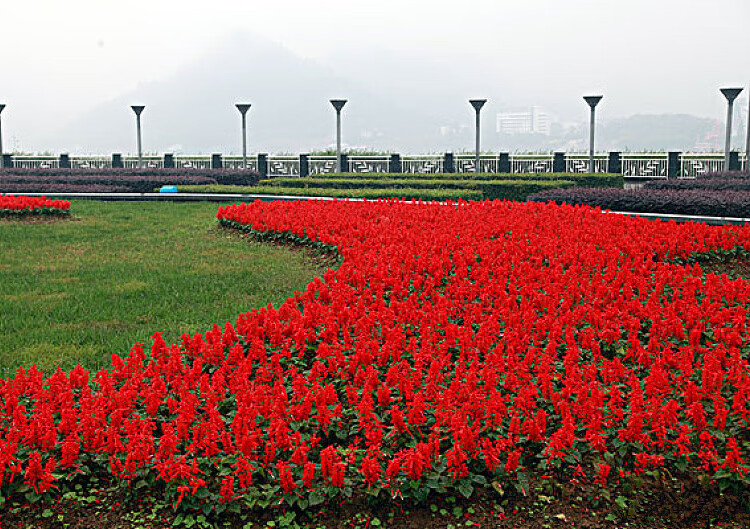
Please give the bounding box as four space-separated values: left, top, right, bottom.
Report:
236 103 252 170
0 104 5 169
746 86 750 172
330 99 347 173
469 99 487 172
720 88 743 171
131 105 145 169
583 95 603 173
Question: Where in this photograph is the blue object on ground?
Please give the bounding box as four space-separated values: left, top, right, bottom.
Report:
159 185 178 193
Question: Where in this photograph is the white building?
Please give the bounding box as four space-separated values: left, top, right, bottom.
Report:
496 106 551 135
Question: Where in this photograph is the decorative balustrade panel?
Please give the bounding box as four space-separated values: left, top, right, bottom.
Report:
70 157 111 169
621 155 668 178
510 155 553 174
175 157 212 170
267 157 300 176
12 157 60 169
123 157 164 169
221 157 258 171
679 155 723 178
401 156 444 174
348 156 390 174
454 156 499 173
309 156 337 175
2 153 743 177
565 156 609 173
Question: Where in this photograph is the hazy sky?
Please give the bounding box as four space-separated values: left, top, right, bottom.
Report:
1 0 749 152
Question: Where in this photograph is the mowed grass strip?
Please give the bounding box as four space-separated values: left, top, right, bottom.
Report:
0 200 330 377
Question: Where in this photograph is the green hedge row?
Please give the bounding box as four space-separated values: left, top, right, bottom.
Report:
303 172 622 187
262 178 577 201
176 185 483 201
175 180 576 201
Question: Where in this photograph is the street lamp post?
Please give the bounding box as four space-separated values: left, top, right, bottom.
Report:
746 86 750 172
235 103 252 170
583 96 603 173
330 99 347 173
131 105 145 169
720 88 743 171
469 99 487 172
0 104 5 169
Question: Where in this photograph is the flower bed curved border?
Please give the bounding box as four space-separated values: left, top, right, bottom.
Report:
1 199 748 520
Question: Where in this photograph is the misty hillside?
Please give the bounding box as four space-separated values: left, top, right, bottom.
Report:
48 32 740 155
51 33 451 154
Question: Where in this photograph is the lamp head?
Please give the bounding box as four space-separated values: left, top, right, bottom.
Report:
583 95 603 109
236 103 251 115
469 99 487 111
720 88 743 103
330 99 347 112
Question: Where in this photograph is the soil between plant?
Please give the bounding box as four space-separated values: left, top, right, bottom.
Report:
3 476 748 529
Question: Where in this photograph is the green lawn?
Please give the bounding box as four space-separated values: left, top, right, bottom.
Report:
0 200 329 377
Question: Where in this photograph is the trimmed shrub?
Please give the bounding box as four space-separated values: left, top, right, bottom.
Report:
304 172 623 187
0 168 258 193
174 185 484 201
645 178 750 191
528 187 750 218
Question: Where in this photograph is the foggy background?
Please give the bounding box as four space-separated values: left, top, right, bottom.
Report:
1 0 748 155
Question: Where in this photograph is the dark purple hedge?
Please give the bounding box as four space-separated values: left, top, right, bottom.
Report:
528 187 750 218
644 178 750 191
0 168 260 193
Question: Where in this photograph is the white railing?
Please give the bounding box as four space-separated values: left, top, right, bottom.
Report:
309 156 337 175
348 156 390 174
3 152 745 177
679 154 723 178
267 156 300 176
221 156 258 171
175 156 212 170
621 154 668 178
401 156 444 174
510 154 553 173
454 155 499 173
565 155 609 173
123 157 163 169
70 156 111 169
12 156 60 169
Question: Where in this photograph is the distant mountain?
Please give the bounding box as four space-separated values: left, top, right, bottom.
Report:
50 33 450 154
598 114 723 151
48 33 739 154
479 114 727 153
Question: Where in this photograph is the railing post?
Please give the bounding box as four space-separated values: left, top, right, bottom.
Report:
257 153 268 178
211 153 223 170
667 151 680 179
498 152 510 173
553 152 565 173
112 153 123 168
59 153 71 169
2 154 12 168
299 154 309 177
729 151 740 171
389 153 401 173
608 152 621 174
340 153 349 174
164 153 174 169
444 152 454 173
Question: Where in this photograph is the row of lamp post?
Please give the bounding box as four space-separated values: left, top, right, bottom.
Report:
0 89 748 171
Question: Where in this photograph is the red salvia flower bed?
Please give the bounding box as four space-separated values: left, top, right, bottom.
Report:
1 198 749 514
0 195 70 217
